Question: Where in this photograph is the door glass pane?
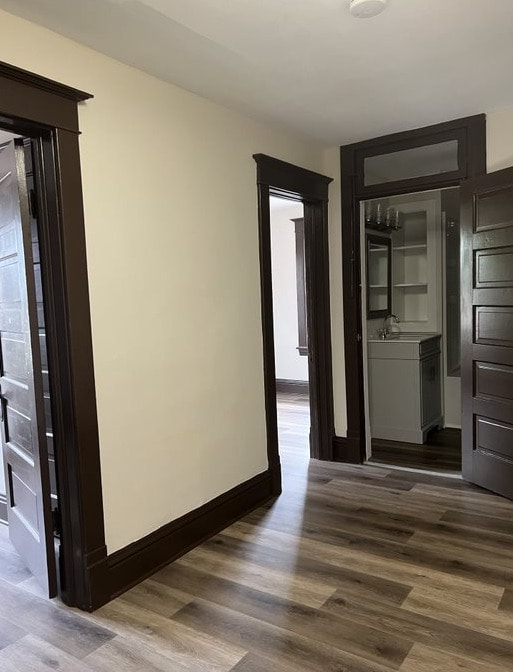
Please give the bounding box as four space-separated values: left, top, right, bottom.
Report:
364 140 459 186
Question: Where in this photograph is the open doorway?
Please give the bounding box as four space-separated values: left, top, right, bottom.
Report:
269 197 311 465
340 114 488 480
254 154 334 495
360 187 462 474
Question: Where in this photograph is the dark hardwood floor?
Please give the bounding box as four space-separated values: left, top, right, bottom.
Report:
0 396 512 670
369 428 462 473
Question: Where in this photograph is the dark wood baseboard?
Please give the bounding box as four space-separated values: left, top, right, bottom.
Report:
333 434 362 464
95 469 274 609
0 493 6 524
276 379 309 394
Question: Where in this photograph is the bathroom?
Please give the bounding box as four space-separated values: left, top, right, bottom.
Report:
361 186 462 473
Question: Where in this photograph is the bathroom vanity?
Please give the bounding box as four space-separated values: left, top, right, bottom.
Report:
368 333 442 444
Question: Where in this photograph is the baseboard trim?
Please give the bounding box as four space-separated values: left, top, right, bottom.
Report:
333 435 362 464
100 469 274 608
276 379 309 394
0 493 6 524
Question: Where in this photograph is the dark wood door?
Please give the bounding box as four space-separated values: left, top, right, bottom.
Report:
461 166 513 499
0 139 57 595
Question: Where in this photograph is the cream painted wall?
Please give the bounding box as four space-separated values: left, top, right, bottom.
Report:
270 200 308 382
0 10 327 553
487 108 513 173
323 148 347 437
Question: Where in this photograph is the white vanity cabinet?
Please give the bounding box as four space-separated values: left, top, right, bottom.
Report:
368 334 442 444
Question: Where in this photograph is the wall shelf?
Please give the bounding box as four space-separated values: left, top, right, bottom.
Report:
389 195 441 331
393 282 428 288
393 244 427 251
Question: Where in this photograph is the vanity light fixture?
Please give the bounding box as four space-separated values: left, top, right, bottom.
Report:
349 0 387 19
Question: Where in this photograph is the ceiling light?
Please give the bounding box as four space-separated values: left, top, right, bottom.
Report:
350 0 387 19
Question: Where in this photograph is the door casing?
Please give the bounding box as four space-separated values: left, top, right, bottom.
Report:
0 61 106 610
254 154 335 493
339 115 487 463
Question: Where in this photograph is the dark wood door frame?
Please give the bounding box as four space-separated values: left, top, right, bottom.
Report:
340 115 487 463
0 61 106 610
254 154 334 493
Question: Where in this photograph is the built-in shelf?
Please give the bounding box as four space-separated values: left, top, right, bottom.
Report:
392 244 427 251
369 284 388 289
394 282 428 288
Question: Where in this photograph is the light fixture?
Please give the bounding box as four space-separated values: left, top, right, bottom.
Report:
350 0 387 19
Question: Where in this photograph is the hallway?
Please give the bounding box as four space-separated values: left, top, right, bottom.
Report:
0 411 513 669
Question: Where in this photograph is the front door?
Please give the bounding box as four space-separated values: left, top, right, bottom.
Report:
461 166 513 499
0 139 57 595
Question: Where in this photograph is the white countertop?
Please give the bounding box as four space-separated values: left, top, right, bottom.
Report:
368 332 441 344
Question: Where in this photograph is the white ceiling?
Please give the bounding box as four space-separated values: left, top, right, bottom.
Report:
2 0 513 144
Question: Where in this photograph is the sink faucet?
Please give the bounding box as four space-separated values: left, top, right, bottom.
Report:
378 313 400 339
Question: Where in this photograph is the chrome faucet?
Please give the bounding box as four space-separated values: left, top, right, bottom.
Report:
378 313 400 339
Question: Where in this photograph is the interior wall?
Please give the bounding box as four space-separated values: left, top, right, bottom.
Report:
323 147 347 437
0 9 326 553
270 200 308 382
487 109 513 173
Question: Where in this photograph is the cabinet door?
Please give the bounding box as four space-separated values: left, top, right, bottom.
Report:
421 354 441 426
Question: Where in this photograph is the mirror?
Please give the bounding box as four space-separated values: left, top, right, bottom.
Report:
366 234 391 318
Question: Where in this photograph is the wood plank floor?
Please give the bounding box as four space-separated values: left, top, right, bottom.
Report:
370 428 462 473
1 393 513 670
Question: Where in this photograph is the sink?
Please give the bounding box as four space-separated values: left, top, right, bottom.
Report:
368 332 438 343
367 333 441 360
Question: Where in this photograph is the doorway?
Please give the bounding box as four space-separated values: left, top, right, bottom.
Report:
0 62 107 610
254 154 334 494
340 115 487 474
359 186 462 474
269 196 311 466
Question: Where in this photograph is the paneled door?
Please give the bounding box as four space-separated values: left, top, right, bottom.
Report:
461 166 513 499
0 139 57 595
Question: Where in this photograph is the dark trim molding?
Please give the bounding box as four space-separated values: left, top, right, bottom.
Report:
254 154 335 477
254 154 331 201
99 470 274 608
0 62 106 611
332 435 361 464
0 61 92 102
276 379 309 394
340 114 487 464
0 62 93 135
0 493 6 524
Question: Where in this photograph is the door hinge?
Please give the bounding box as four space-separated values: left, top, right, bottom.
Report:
356 333 362 342
52 508 62 537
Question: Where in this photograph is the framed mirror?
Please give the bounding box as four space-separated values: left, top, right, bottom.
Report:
366 234 391 318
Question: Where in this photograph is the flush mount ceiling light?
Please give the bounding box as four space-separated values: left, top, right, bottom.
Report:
349 0 387 18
